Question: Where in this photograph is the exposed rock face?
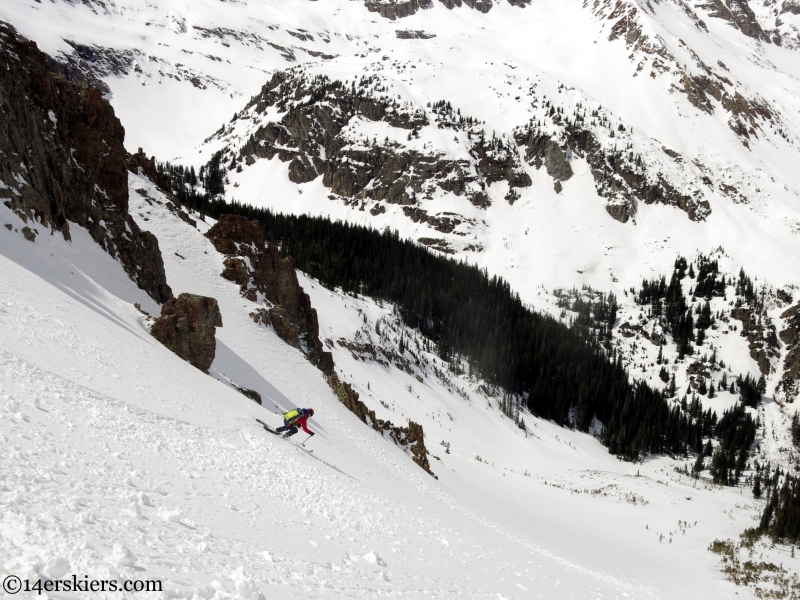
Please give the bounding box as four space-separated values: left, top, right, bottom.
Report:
514 127 710 223
126 149 171 194
328 373 435 477
236 386 262 404
150 294 223 372
235 71 530 214
396 29 436 39
0 22 172 303
731 306 778 375
518 135 573 182
364 0 431 19
605 202 635 223
784 0 800 15
206 214 334 374
679 73 772 147
698 0 768 41
365 0 529 18
440 0 529 12
402 207 462 233
778 303 800 403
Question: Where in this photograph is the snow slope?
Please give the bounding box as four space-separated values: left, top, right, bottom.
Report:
1 172 794 599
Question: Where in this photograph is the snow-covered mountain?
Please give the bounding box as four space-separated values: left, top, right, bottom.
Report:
3 1 800 598
6 1 798 304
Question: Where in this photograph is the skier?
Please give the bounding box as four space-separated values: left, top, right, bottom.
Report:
275 408 315 438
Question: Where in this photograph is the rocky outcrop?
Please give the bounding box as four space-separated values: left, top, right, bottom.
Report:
0 22 172 303
402 207 462 233
396 29 436 39
206 214 334 374
364 0 529 18
778 303 800 403
236 386 262 404
698 0 768 41
679 73 773 147
442 0 493 12
233 70 529 213
514 126 710 223
732 307 778 375
517 135 573 182
150 294 223 372
328 373 435 477
440 0 529 12
126 149 171 194
364 0 431 19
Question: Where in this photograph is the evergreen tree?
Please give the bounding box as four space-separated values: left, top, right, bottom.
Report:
709 447 729 485
693 451 705 474
757 375 767 397
753 473 762 499
738 374 762 408
696 327 705 347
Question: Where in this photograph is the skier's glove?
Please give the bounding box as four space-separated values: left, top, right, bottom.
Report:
310 432 316 436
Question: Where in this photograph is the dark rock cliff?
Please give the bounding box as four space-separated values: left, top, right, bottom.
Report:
127 148 172 195
731 306 778 376
0 22 172 303
328 372 435 477
778 303 800 403
235 71 529 212
514 125 711 223
365 0 529 19
364 0 431 19
205 215 334 374
698 0 768 41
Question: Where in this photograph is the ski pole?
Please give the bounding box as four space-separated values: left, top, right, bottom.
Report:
300 433 314 446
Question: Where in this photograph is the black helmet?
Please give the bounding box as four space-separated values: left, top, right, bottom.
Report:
308 408 315 417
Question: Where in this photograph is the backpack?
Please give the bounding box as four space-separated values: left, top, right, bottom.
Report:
283 408 306 425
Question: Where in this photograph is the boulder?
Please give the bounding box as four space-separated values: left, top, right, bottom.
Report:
150 294 223 372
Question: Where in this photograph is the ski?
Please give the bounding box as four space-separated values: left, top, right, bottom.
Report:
255 418 313 452
255 418 281 435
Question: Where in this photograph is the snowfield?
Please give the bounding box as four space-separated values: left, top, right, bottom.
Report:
0 174 793 599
